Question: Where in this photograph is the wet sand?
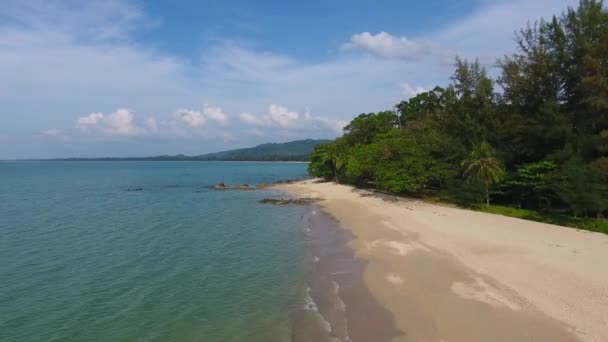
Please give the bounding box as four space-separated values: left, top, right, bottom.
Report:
290 206 400 342
278 180 608 342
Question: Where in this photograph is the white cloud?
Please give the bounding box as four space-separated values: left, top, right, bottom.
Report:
42 128 61 136
268 104 299 128
239 104 345 134
2 0 145 42
172 109 206 128
77 108 142 136
0 0 581 158
401 83 426 99
203 106 228 125
75 106 231 138
77 113 104 125
342 32 434 60
433 0 578 63
304 113 347 134
238 105 299 128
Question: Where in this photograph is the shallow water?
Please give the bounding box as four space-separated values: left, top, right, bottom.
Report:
0 161 314 341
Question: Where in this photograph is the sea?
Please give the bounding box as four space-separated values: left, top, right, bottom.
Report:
0 161 371 342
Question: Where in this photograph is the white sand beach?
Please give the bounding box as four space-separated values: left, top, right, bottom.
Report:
278 180 608 342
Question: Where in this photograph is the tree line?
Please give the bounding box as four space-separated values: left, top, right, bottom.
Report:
309 0 608 225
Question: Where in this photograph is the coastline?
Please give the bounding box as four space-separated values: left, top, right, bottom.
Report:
277 180 608 342
285 201 400 342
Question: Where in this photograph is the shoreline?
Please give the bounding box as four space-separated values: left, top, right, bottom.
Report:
285 201 400 342
277 180 608 342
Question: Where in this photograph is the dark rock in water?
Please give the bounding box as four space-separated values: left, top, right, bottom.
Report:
211 183 256 190
258 198 321 205
127 188 143 191
210 178 305 191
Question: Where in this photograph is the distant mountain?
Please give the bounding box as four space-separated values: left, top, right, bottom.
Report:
46 139 330 162
195 139 330 161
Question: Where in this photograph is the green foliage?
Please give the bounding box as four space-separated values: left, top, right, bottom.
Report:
305 1 608 231
343 111 397 144
556 159 608 217
461 142 505 205
502 161 558 209
307 139 349 182
478 205 608 234
346 132 427 192
307 144 335 180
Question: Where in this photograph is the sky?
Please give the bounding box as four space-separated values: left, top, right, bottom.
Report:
0 0 578 159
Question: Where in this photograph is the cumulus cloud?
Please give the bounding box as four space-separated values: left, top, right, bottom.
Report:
342 32 434 60
203 106 228 125
77 109 142 136
401 83 427 99
304 113 347 134
268 104 299 127
0 0 580 158
172 109 206 128
77 113 104 125
76 105 230 137
239 104 345 134
238 105 299 127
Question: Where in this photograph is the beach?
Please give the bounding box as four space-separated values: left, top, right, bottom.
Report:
278 179 608 342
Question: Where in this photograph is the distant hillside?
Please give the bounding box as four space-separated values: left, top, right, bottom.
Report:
195 139 330 161
47 139 330 162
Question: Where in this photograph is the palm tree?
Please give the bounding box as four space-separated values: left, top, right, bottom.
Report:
322 145 345 183
461 142 504 206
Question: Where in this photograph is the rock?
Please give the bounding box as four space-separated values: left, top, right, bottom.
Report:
258 197 321 205
212 183 256 190
210 178 306 191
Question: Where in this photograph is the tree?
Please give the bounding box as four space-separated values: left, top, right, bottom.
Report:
343 111 398 145
325 144 346 183
557 159 608 217
502 161 558 210
308 144 334 180
307 139 347 183
396 87 447 126
462 142 505 206
306 0 608 220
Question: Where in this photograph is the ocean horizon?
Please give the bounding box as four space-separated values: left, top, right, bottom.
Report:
0 161 345 341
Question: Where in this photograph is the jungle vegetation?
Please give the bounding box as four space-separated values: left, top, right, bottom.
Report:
309 0 608 233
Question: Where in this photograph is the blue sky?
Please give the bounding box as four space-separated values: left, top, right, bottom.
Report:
0 0 577 159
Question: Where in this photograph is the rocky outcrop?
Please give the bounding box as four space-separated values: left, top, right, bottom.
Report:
258 197 321 205
212 183 257 190
211 178 306 191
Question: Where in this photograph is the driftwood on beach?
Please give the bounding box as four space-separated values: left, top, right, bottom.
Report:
258 197 321 205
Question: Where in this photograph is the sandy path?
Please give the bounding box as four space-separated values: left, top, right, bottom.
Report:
278 180 608 342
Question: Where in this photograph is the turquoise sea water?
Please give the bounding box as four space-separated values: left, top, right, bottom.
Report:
0 161 314 341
